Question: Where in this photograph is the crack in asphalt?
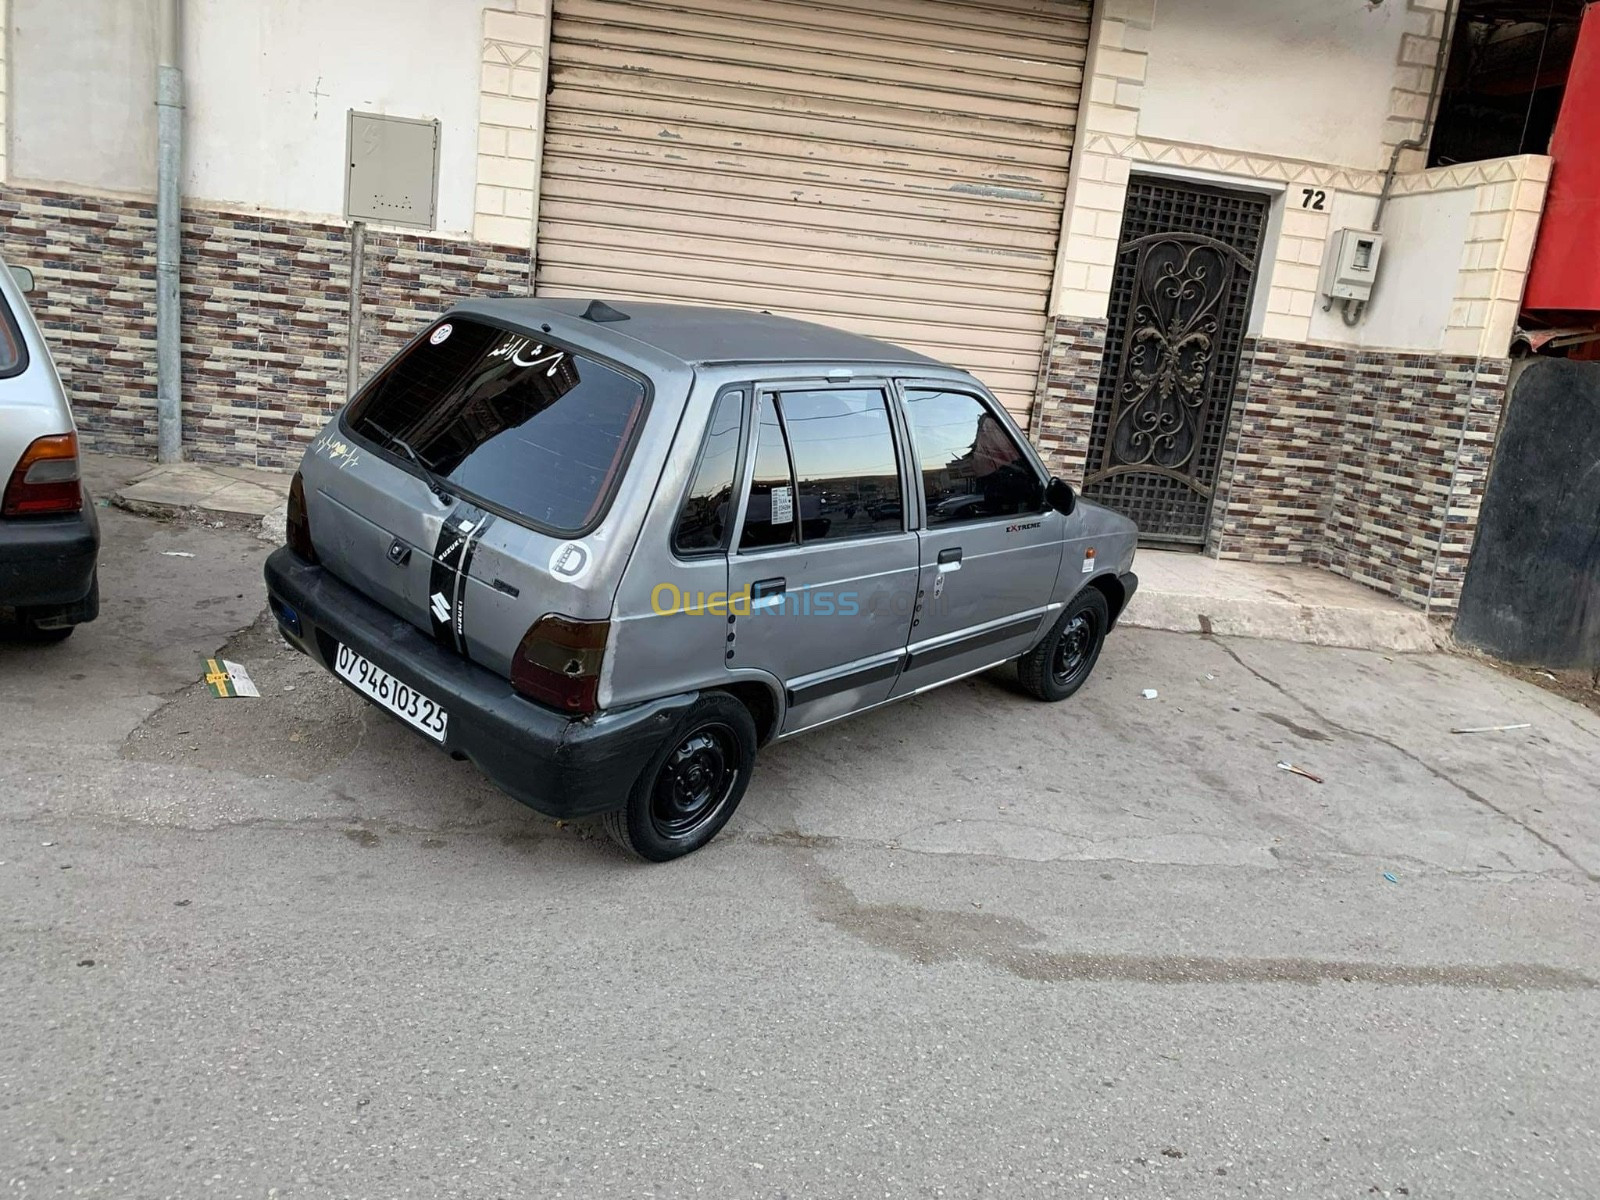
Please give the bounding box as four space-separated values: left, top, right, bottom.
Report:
806 871 1598 991
9 809 1588 883
1208 636 1600 883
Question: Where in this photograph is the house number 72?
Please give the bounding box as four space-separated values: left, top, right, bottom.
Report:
1301 188 1328 211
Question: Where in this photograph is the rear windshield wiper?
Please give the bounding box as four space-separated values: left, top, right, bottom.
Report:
364 421 455 504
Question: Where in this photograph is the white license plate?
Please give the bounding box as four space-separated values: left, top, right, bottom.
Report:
334 643 449 743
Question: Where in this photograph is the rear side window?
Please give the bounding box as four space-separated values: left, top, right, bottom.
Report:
778 388 902 542
673 389 744 555
903 388 1042 526
345 317 647 534
0 292 28 378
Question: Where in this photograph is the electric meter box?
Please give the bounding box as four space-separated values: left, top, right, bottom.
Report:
344 111 440 230
1320 228 1385 304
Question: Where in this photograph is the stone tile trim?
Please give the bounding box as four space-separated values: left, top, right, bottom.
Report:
473 0 552 252
1046 0 1150 322
1048 0 1548 363
1444 156 1550 360
1383 0 1454 174
0 184 530 469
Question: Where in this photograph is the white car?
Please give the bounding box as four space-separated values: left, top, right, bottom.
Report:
0 260 98 641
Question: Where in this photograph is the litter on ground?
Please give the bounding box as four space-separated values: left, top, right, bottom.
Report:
1276 761 1324 784
203 658 260 698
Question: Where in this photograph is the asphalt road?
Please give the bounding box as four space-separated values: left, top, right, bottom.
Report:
3 465 1598 1198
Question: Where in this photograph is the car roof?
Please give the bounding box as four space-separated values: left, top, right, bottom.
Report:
457 298 944 370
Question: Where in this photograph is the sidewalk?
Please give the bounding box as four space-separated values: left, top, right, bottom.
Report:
91 454 1437 653
101 455 290 542
1121 549 1438 653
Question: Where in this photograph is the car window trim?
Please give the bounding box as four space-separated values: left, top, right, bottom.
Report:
737 378 909 553
730 388 800 554
336 311 655 541
670 382 751 560
892 378 1050 529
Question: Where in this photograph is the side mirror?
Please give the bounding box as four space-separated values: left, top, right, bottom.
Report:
9 265 34 293
1046 477 1077 516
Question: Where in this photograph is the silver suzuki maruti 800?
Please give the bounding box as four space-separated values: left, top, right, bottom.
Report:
264 300 1138 860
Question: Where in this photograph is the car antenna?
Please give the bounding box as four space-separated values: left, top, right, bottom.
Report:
581 299 629 323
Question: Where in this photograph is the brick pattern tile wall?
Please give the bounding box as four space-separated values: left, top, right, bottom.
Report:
0 189 160 454
1 185 530 469
1031 315 1109 486
1033 322 1510 613
1211 339 1510 610
356 229 532 382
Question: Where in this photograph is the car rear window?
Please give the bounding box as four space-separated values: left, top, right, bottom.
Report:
344 317 648 534
0 291 27 378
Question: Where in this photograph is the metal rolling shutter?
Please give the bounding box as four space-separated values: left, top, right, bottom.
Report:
537 0 1089 421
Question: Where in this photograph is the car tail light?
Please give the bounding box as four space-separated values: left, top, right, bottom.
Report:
2 432 82 517
510 614 609 714
286 470 318 562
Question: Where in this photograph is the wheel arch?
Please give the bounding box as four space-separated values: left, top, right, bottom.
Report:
714 679 783 746
1087 572 1129 628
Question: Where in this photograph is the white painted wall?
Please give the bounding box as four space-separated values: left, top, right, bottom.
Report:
8 0 488 234
10 0 159 193
185 0 485 232
1305 187 1474 352
1139 0 1410 172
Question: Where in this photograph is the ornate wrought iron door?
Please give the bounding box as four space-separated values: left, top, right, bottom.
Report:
1082 178 1268 544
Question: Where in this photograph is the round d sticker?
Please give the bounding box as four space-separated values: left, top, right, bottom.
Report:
549 541 592 583
430 323 453 345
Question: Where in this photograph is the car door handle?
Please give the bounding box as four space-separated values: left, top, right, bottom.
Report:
937 547 963 573
751 577 786 608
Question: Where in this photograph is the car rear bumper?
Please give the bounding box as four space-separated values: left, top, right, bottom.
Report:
0 498 100 608
263 547 694 819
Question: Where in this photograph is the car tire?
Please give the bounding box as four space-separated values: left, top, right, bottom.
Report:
602 691 758 862
1017 586 1109 702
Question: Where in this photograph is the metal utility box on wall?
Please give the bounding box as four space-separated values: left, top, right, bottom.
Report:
344 111 440 230
1320 228 1385 305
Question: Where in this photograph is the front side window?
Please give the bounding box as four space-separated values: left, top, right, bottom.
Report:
345 317 647 534
673 389 744 555
903 388 1042 526
777 388 903 543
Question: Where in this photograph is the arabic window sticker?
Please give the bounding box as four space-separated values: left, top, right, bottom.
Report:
488 334 567 378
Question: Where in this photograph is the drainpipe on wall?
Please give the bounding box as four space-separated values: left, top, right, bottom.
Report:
155 0 184 463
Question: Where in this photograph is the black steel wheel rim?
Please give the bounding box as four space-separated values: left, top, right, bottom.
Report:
650 722 740 839
1051 610 1098 687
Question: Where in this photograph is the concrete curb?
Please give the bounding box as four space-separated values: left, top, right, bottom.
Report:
110 460 289 545
1120 590 1441 653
